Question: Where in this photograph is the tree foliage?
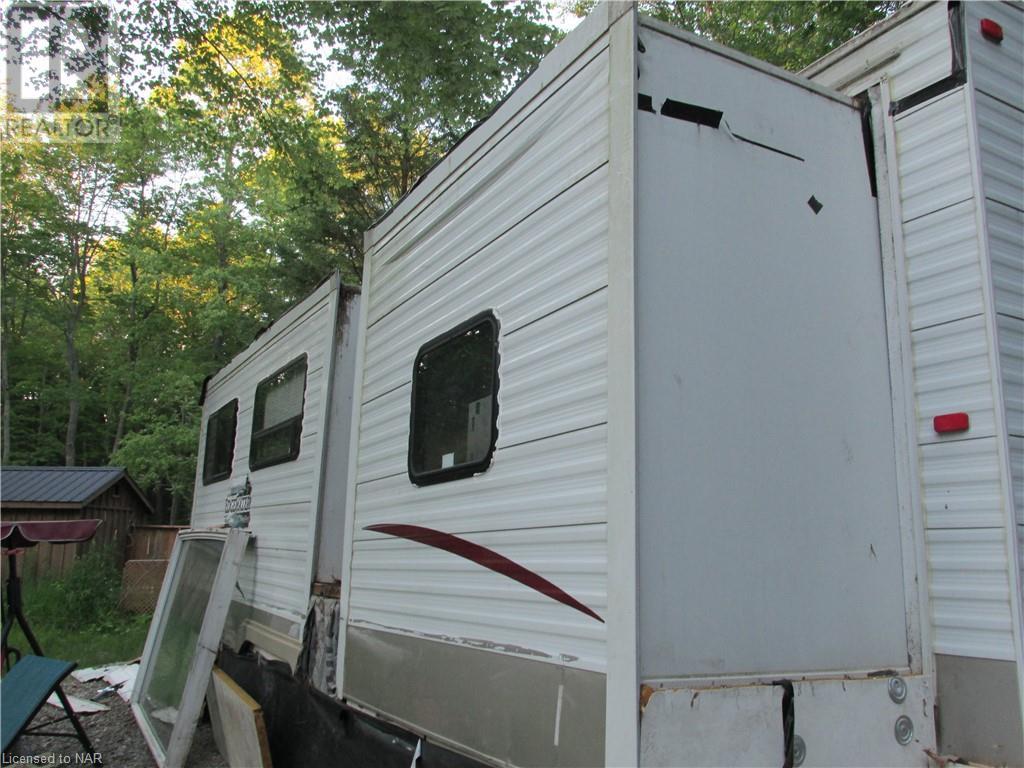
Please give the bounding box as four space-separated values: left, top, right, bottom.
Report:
2 1 891 517
571 0 897 71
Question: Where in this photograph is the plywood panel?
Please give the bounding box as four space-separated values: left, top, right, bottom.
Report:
207 667 272 768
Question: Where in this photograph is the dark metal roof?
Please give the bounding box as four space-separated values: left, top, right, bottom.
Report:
0 466 150 511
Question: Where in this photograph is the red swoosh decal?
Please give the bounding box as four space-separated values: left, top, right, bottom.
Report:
365 523 604 623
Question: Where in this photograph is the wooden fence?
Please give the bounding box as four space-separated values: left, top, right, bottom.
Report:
126 525 184 561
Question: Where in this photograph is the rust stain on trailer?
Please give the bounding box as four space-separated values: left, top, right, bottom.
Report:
639 684 656 716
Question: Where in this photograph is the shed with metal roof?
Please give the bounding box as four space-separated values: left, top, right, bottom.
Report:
1 466 153 580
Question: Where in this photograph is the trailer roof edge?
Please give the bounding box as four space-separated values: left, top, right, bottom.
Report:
364 2 630 249
638 14 857 109
800 1 934 80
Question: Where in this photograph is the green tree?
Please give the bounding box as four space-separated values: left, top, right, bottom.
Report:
1 111 120 465
2 1 559 514
569 1 897 71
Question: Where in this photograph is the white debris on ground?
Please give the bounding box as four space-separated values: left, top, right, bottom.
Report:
44 692 109 713
72 661 139 701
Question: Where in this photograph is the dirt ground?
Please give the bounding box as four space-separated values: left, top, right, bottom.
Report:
8 675 227 768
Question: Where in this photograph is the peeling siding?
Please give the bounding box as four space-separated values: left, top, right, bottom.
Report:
193 281 339 630
347 41 612 673
636 23 908 679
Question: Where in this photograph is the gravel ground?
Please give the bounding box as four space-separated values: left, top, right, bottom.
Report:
7 676 227 768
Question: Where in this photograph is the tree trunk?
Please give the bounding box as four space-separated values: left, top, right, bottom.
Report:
112 259 140 456
111 380 132 455
64 320 80 466
170 491 181 524
212 147 236 362
1 337 10 464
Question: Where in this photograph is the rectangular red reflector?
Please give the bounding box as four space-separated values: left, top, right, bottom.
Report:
981 18 1004 42
934 412 970 433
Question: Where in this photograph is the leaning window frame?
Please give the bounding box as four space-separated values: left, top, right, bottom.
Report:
408 310 500 486
249 355 308 472
202 399 237 485
131 528 250 768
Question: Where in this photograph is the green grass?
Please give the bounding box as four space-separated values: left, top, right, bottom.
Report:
4 548 153 668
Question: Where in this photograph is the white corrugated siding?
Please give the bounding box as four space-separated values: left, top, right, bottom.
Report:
889 74 1018 659
999 316 1024 438
988 199 1024 319
912 315 997 442
801 2 953 102
193 283 337 627
975 91 1024 212
927 527 1016 659
920 438 1007 529
903 199 985 329
365 49 610 330
969 4 1024 639
895 88 973 222
966 1 1024 111
1011 437 1024 524
348 44 611 672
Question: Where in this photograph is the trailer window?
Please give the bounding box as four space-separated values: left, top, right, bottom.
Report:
409 312 499 486
202 400 237 485
250 355 307 471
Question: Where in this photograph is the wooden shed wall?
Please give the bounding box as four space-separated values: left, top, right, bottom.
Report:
3 479 148 581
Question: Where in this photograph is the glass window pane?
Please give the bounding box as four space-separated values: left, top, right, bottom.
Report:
410 314 498 483
137 537 223 752
256 367 304 430
250 356 307 470
202 400 236 485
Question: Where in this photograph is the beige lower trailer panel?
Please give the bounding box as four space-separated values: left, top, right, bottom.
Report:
343 626 605 768
935 655 1023 766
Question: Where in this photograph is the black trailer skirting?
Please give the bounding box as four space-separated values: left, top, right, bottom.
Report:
217 647 486 768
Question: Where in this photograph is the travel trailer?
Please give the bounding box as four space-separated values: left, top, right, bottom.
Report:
183 2 1022 766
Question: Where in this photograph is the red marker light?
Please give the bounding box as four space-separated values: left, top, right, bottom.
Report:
981 19 1004 43
934 412 970 434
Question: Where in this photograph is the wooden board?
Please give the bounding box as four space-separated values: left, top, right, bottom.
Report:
206 667 272 768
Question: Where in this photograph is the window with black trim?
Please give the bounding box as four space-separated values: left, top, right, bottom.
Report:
250 356 307 471
409 312 499 486
202 399 237 485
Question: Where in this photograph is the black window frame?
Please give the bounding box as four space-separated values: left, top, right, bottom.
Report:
202 399 238 486
408 311 500 487
249 355 308 472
